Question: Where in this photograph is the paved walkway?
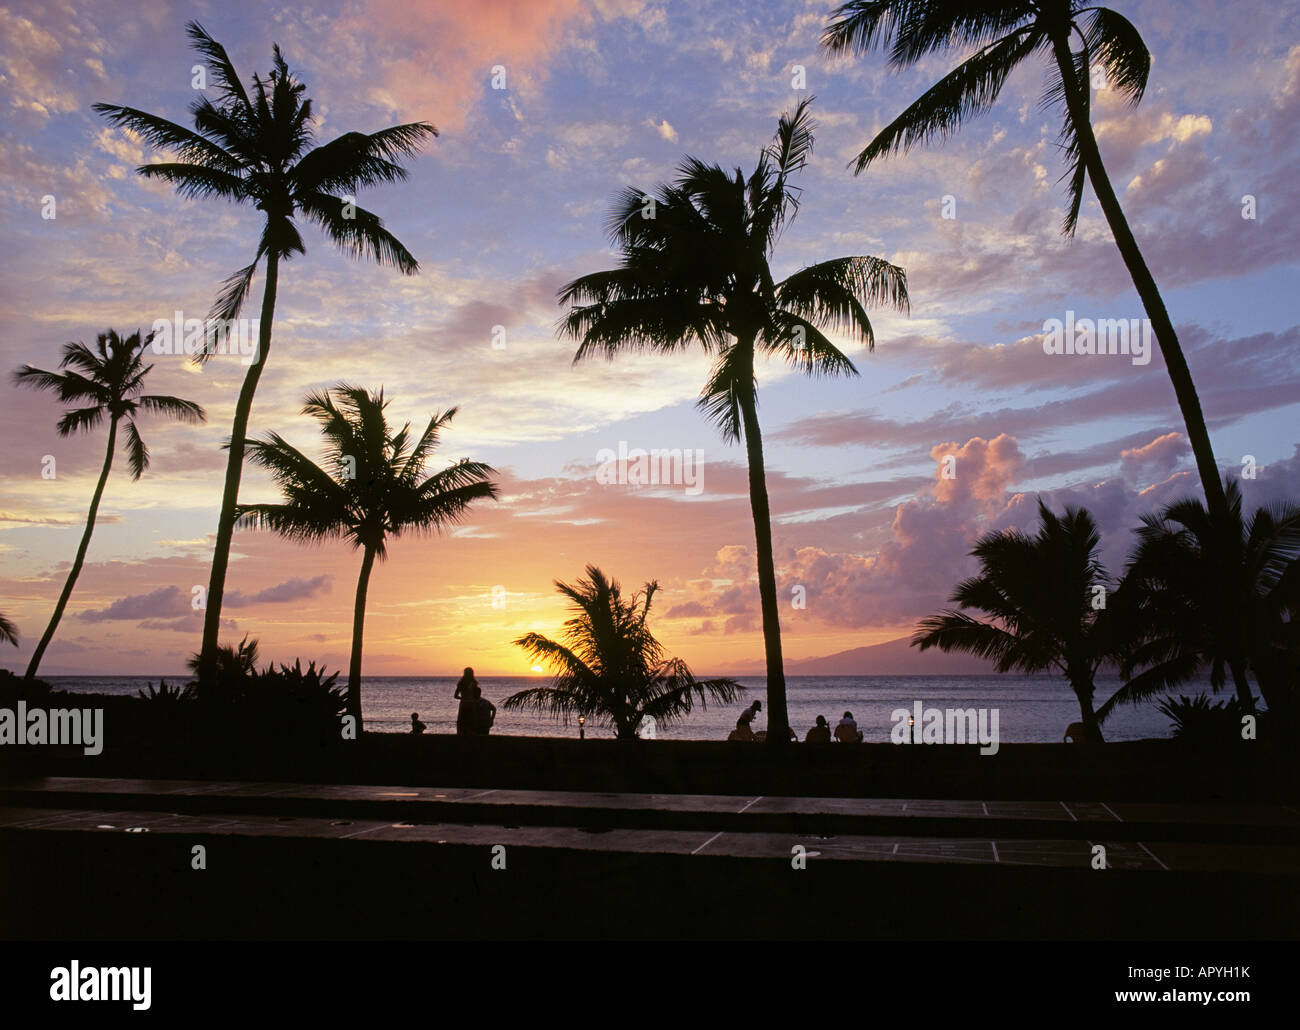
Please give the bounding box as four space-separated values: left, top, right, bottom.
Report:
1 776 1297 875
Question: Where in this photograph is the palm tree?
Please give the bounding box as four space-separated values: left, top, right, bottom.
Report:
1102 478 1300 722
504 565 743 740
822 1 1228 522
235 385 497 731
558 99 908 744
94 21 437 689
13 330 206 678
913 500 1114 742
0 613 17 647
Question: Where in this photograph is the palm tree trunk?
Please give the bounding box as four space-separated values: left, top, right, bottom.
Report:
1050 34 1228 523
1071 676 1105 744
199 250 280 687
347 544 377 734
25 418 118 678
1228 658 1256 713
737 387 790 746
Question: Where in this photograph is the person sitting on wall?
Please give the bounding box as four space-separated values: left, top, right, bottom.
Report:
834 711 864 743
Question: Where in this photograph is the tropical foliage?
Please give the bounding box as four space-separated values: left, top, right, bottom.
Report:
504 565 744 740
12 329 205 678
1102 479 1300 721
138 679 197 705
94 21 437 687
177 636 347 742
913 500 1115 742
822 0 1227 520
1156 693 1248 747
236 385 497 730
559 98 908 743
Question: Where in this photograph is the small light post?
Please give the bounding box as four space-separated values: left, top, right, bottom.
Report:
579 715 585 741
908 714 915 744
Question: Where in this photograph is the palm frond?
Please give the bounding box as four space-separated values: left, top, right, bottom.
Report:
297 193 420 273
1083 6 1150 105
291 123 437 194
137 162 247 202
185 20 255 116
122 418 150 480
55 405 107 437
89 104 244 172
848 26 1039 173
207 257 262 326
137 395 207 424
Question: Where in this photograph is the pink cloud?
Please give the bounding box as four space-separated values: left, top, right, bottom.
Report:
338 0 589 130
930 434 1024 506
1119 431 1188 485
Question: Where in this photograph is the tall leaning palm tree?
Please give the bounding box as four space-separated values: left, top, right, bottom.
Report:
236 385 497 731
558 98 909 744
913 500 1115 742
94 21 437 688
13 329 206 678
504 565 744 740
822 1 1227 522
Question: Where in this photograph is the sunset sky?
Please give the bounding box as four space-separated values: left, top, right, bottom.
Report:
1 0 1298 676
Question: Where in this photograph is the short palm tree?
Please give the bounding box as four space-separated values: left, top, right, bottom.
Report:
504 565 744 740
0 612 17 647
185 634 260 702
822 1 1227 522
558 99 908 744
13 329 206 678
94 21 437 689
236 385 497 731
1103 478 1300 721
913 500 1115 742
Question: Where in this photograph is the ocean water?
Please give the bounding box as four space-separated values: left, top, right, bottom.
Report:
38 674 1181 742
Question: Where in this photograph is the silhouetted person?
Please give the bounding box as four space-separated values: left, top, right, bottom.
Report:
834 710 863 743
455 668 479 735
410 712 426 735
727 699 762 741
454 666 478 701
475 689 497 736
805 715 831 743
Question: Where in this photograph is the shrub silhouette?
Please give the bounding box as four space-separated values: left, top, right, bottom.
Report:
1156 693 1246 748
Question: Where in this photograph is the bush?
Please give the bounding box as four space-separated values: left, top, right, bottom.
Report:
1157 693 1246 747
137 679 196 704
129 639 348 750
245 658 348 742
0 668 52 706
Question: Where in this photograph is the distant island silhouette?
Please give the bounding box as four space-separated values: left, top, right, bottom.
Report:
740 637 1005 677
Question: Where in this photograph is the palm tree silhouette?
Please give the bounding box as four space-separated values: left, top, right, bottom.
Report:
185 634 260 703
12 329 206 678
558 99 908 743
0 612 17 648
822 1 1227 521
1105 479 1300 720
236 385 497 731
913 500 1114 742
94 21 437 689
504 565 744 740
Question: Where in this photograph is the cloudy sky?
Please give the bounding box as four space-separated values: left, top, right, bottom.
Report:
1 0 1297 676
